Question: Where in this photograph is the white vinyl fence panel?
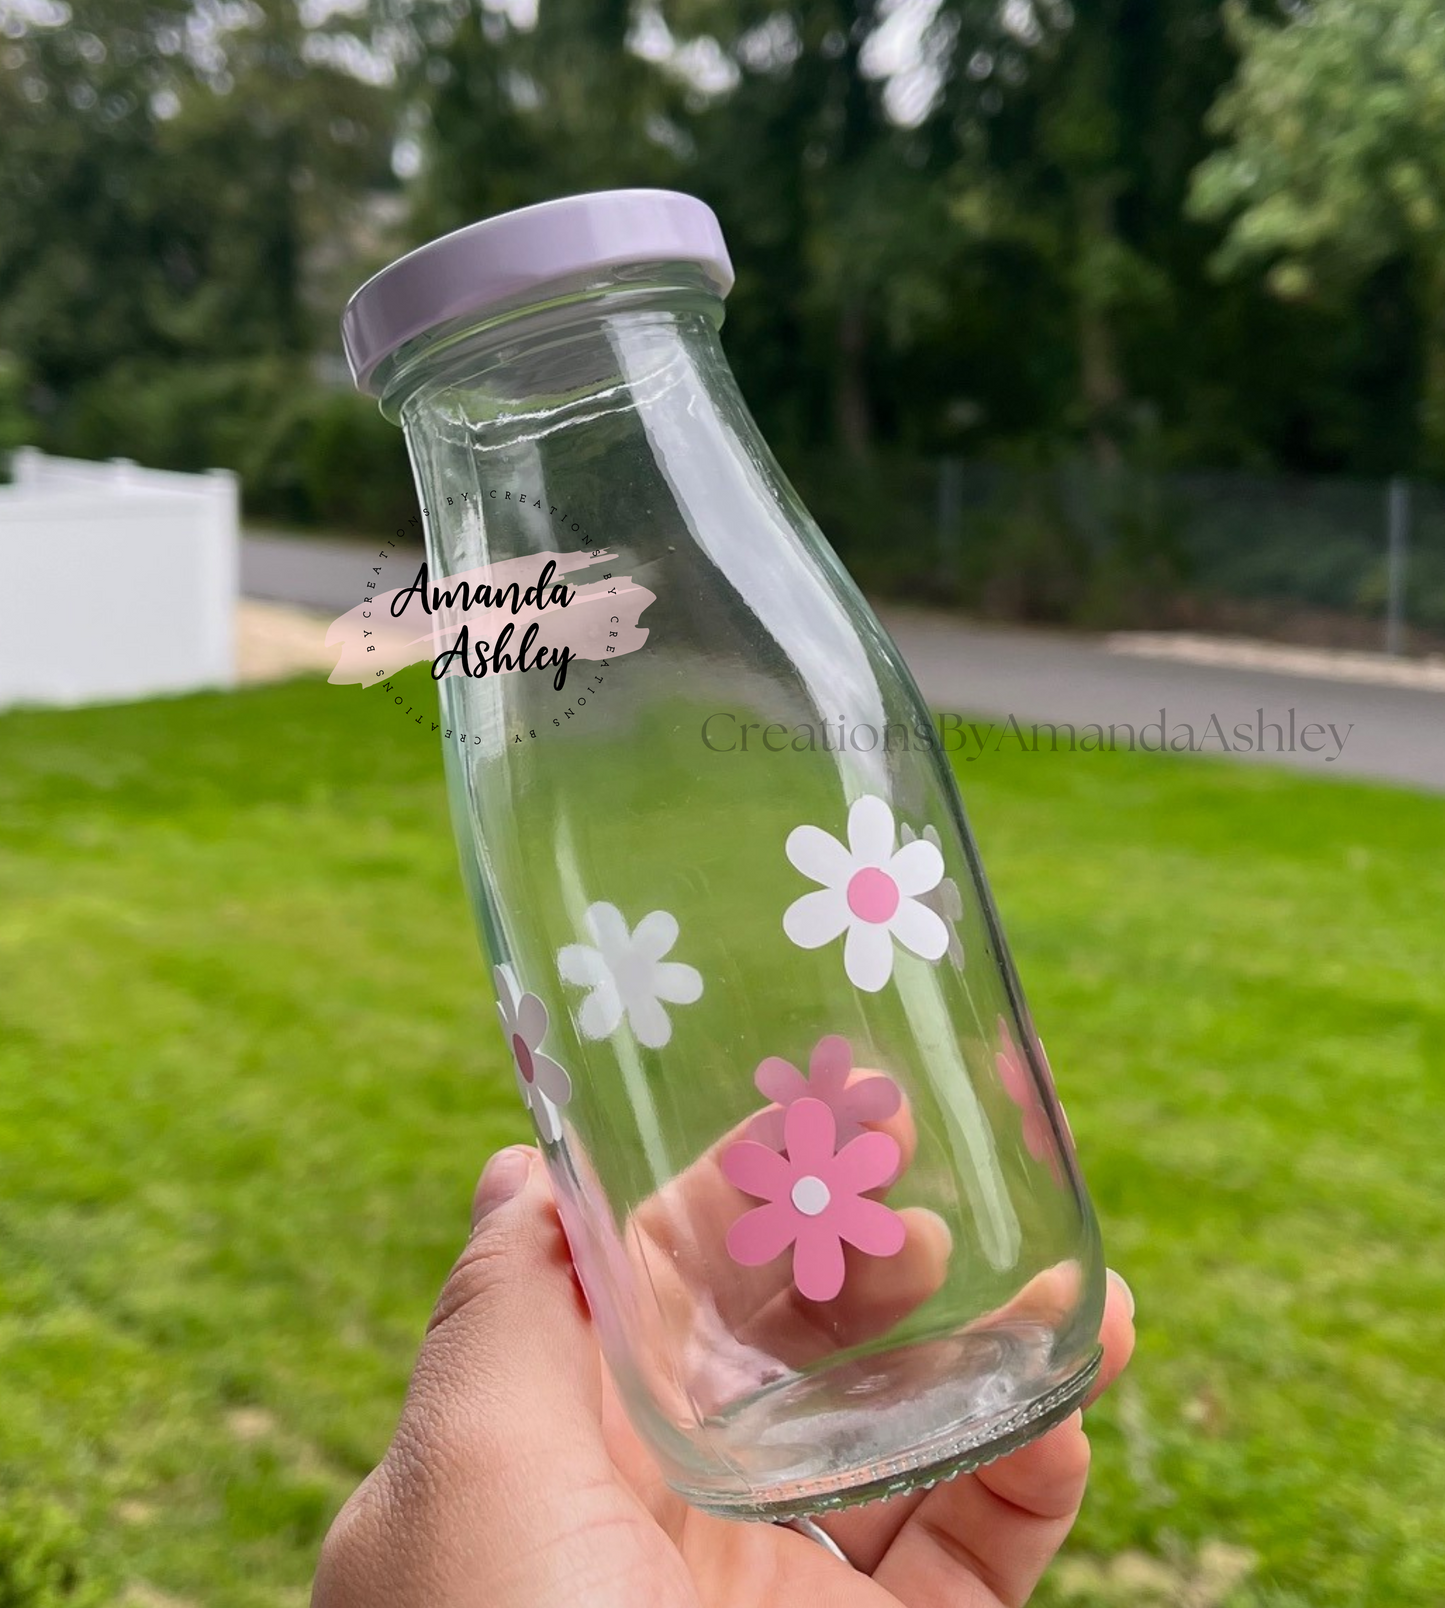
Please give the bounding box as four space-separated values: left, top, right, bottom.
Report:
0 449 238 709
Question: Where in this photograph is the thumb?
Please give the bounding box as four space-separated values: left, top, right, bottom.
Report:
412 1144 605 1453
315 1146 630 1608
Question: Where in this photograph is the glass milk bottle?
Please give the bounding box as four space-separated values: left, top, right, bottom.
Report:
341 190 1104 1518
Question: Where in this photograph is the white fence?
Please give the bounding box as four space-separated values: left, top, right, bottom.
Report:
0 448 238 709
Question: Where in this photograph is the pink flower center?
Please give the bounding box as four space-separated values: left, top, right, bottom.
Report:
790 1175 831 1217
846 866 900 924
512 1033 535 1085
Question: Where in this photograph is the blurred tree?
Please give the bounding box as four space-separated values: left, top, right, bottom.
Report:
416 0 687 232
1 0 1432 534
931 0 1245 464
0 0 190 398
1191 0 1445 469
415 0 1018 463
0 0 394 402
672 0 912 462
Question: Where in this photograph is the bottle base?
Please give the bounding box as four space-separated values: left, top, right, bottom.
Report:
671 1339 1103 1522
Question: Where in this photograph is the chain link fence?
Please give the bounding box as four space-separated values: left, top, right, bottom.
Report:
788 454 1445 654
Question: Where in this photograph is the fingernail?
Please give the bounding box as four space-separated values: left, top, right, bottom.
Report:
472 1146 533 1227
1107 1267 1136 1321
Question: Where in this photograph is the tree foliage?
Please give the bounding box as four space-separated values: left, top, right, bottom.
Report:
1 0 1442 506
0 0 395 394
1192 0 1445 465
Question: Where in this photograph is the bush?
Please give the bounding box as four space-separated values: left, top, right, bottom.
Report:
294 388 417 534
0 353 33 471
786 448 947 593
784 447 1188 627
56 359 415 535
969 469 1097 623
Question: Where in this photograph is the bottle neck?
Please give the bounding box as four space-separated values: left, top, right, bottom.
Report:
376 262 728 426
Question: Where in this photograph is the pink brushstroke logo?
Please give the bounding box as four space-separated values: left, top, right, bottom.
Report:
325 548 654 690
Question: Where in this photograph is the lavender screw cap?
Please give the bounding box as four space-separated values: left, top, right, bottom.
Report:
341 188 735 396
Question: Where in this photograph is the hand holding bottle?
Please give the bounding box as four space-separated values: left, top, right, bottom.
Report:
314 1147 1135 1608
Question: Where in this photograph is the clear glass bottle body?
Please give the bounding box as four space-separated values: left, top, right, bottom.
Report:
379 264 1104 1517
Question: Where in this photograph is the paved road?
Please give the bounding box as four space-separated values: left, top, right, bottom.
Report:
874 605 1445 794
242 534 1445 793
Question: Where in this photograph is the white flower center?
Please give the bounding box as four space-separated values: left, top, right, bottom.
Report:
790 1175 831 1217
613 947 655 1003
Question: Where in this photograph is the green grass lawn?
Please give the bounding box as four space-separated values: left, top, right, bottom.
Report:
0 671 1441 1606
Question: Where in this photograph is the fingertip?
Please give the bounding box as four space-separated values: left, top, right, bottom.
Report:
852 1065 918 1170
1056 1410 1092 1482
1033 1408 1086 1457
903 1205 953 1266
1106 1267 1136 1321
471 1144 539 1230
1086 1270 1138 1406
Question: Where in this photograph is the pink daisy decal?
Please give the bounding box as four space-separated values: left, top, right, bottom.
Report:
748 1034 902 1151
996 1015 1071 1184
722 1098 906 1302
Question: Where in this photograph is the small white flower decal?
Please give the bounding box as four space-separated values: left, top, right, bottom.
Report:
558 903 703 1049
495 965 572 1143
784 795 948 993
900 821 966 971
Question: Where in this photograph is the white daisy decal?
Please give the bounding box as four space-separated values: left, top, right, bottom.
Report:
784 795 949 993
900 821 966 971
558 903 704 1049
494 965 572 1144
